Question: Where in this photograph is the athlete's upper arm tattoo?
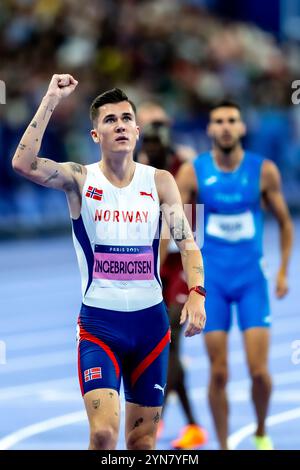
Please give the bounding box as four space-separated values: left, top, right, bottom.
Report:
71 163 83 174
43 170 59 184
30 160 38 171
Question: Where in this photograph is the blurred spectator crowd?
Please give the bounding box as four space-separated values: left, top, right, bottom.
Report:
1 0 300 236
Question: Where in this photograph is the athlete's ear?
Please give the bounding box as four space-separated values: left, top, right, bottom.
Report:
90 129 100 143
136 125 140 140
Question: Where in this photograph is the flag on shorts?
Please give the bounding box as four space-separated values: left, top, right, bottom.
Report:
86 186 103 201
84 367 102 382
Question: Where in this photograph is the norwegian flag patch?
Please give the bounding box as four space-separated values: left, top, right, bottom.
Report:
86 186 103 201
84 367 102 382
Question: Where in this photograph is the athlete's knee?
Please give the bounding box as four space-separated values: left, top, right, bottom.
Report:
250 368 271 386
126 432 155 450
90 425 118 450
210 366 228 389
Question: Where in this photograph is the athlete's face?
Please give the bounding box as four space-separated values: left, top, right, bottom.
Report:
207 107 246 152
91 101 139 155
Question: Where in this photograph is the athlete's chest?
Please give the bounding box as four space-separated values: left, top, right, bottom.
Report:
200 166 260 212
84 183 157 221
82 175 160 248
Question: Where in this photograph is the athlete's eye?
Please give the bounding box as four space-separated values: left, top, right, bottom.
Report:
104 117 115 123
123 115 132 121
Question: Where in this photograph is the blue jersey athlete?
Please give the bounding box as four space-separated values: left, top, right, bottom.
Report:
12 74 206 450
176 100 293 450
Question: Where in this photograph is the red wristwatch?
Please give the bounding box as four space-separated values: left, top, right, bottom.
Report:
189 285 206 297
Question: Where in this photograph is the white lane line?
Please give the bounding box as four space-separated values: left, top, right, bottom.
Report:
189 388 300 403
1 395 300 450
0 350 75 374
4 328 73 352
186 340 294 370
0 377 77 400
186 369 300 401
0 411 87 450
0 366 299 401
228 407 300 450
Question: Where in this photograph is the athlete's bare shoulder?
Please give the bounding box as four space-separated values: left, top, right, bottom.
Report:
154 169 175 202
260 159 281 193
154 168 172 183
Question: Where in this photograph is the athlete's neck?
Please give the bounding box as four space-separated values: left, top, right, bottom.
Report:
99 155 136 188
212 145 244 172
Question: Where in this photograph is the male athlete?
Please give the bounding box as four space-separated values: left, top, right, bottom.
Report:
176 101 293 450
12 74 206 450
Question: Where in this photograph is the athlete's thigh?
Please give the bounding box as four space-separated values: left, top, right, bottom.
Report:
204 277 231 333
125 402 162 445
84 388 120 433
243 327 270 374
78 337 122 396
122 302 170 408
205 330 228 368
77 311 123 396
237 271 270 331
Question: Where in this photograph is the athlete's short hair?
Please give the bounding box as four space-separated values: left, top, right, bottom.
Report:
209 99 241 114
90 88 136 123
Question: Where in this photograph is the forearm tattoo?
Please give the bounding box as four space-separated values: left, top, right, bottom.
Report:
42 104 54 121
192 265 204 276
169 211 193 242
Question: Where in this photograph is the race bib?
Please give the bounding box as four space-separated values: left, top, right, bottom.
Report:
206 211 255 242
93 245 154 280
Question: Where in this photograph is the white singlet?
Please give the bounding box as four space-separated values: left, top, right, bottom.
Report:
71 162 163 311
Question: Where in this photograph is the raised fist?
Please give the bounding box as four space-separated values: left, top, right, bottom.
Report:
46 74 78 101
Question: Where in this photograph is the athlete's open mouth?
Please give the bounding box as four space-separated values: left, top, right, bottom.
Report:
116 136 129 142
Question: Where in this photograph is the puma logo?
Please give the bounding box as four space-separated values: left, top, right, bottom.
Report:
140 191 154 201
154 383 166 395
